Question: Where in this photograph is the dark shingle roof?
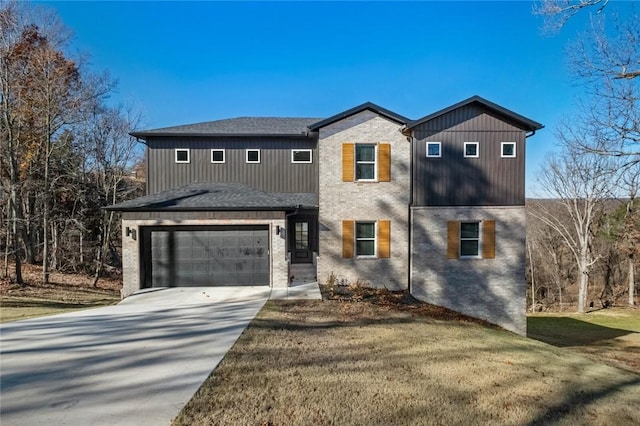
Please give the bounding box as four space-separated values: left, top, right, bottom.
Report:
130 117 323 139
106 182 318 211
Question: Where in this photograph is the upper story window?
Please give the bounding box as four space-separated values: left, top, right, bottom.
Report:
355 144 376 181
175 149 190 163
246 149 260 164
426 142 441 158
291 149 312 163
460 222 480 258
211 149 225 163
501 142 516 158
464 142 479 158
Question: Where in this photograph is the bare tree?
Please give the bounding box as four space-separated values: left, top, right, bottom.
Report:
534 0 611 33
531 148 615 313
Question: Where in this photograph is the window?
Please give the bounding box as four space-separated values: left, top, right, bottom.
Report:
246 149 260 163
501 142 516 158
355 222 376 256
464 142 479 158
211 149 225 163
355 144 376 180
460 222 480 257
426 142 441 158
291 149 312 163
175 149 190 163
448 220 495 260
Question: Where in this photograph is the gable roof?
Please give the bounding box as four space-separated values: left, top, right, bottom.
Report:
106 182 318 211
308 102 409 131
405 96 543 132
130 117 323 139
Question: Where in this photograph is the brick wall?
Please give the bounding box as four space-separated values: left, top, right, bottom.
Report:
120 218 287 297
410 206 527 335
317 111 410 290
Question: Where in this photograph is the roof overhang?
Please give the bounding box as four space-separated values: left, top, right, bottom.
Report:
308 102 408 131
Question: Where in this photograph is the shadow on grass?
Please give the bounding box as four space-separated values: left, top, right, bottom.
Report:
527 316 635 347
0 299 115 310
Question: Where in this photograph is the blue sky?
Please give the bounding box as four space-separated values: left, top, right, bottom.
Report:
35 1 635 195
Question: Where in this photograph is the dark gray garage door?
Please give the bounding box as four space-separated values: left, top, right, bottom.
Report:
146 226 269 287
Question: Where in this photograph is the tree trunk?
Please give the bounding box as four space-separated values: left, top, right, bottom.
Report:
630 257 636 307
578 270 588 313
527 239 536 312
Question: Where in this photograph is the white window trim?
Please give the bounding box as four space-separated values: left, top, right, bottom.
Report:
426 142 442 158
459 221 482 259
246 149 260 164
355 221 377 258
355 144 377 182
464 142 479 158
501 142 517 158
175 148 190 164
291 149 312 164
211 149 225 163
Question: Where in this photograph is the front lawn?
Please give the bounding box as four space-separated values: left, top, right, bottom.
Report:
174 296 640 425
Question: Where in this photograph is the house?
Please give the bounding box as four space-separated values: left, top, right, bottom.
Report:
108 96 542 335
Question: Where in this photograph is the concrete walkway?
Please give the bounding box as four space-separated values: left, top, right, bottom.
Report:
269 280 322 300
0 287 270 426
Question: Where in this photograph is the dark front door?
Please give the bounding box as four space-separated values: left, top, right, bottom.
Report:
292 221 312 263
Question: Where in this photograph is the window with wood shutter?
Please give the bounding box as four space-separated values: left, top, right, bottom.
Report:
447 220 496 259
342 220 390 258
342 220 354 258
342 143 391 182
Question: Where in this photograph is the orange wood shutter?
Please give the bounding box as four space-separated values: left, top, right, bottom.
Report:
342 143 354 182
378 143 391 182
377 220 391 258
447 221 459 259
482 220 496 259
342 220 354 258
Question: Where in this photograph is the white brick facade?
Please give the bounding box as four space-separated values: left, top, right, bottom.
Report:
410 206 527 335
317 111 410 290
120 218 287 297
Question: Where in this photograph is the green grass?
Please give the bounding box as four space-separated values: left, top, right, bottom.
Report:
528 308 640 373
174 300 640 426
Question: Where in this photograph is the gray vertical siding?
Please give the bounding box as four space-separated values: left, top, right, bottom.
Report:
412 105 527 206
146 136 318 194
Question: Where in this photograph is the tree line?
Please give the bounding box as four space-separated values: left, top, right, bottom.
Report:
528 1 639 312
0 2 143 285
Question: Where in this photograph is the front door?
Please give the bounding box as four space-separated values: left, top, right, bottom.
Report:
292 221 312 263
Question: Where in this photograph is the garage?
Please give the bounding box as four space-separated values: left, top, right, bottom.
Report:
141 225 270 287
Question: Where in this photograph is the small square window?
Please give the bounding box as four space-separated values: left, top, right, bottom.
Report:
246 149 260 163
355 222 376 257
426 142 441 158
355 144 376 181
211 149 225 163
464 142 479 158
292 149 312 163
175 149 190 163
460 222 480 257
501 142 516 158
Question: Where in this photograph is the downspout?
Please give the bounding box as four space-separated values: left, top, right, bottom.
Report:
400 124 414 293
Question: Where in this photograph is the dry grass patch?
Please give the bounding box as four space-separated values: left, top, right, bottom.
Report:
175 296 640 426
1 264 121 323
528 308 640 374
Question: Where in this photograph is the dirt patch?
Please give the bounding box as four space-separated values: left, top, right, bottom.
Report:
1 264 121 323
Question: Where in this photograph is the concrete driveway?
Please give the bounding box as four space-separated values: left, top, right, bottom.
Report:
0 286 270 426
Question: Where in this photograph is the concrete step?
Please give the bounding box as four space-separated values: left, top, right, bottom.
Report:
289 264 317 283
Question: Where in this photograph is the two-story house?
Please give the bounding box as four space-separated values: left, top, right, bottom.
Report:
109 96 542 335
